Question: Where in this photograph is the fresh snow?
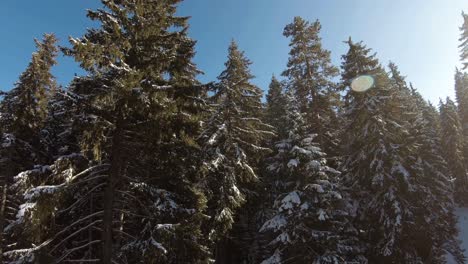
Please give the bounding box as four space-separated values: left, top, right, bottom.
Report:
5 202 36 232
278 191 301 212
446 207 468 264
24 185 62 200
287 158 299 168
260 215 287 232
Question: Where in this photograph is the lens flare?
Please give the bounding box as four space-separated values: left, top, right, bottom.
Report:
351 75 374 92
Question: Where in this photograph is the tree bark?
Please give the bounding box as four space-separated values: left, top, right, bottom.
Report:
102 115 125 264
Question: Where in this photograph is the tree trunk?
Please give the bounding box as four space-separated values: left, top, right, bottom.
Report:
102 115 125 264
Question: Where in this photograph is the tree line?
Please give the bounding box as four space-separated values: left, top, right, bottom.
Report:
1 1 468 263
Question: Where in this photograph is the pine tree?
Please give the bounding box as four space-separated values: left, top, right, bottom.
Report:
459 12 468 70
0 34 58 263
7 1 211 263
282 17 340 159
455 69 468 161
200 40 273 263
0 34 58 142
440 98 468 205
340 40 428 262
259 90 366 263
391 62 464 262
409 90 464 263
0 134 39 263
265 75 286 140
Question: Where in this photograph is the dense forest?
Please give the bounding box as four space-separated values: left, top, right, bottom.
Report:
1 1 468 263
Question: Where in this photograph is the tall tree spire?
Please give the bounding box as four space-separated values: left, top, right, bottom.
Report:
440 97 468 205
201 40 272 262
282 17 340 159
0 34 58 141
459 12 468 69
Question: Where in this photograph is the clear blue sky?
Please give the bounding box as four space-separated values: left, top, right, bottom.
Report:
0 0 466 103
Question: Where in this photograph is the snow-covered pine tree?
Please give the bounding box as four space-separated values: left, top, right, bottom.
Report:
259 89 366 264
200 40 273 263
0 34 58 263
340 39 429 263
0 135 40 263
388 62 464 262
282 17 340 161
265 75 287 140
6 0 211 263
459 12 468 70
408 89 464 263
0 34 57 143
455 69 468 162
440 98 468 205
39 85 81 159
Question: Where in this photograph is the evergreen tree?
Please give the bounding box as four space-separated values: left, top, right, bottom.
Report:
440 98 468 205
200 40 272 263
391 63 464 262
0 34 58 142
459 12 468 70
0 134 39 263
7 1 211 263
40 87 81 159
340 40 428 262
265 75 286 140
259 90 366 264
0 34 58 263
340 37 380 95
282 17 340 159
455 69 468 160
409 90 464 263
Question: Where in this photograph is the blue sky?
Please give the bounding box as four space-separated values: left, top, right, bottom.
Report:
0 0 466 103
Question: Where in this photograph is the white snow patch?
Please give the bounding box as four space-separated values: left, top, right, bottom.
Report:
150 238 167 254
446 207 468 263
287 159 299 168
278 191 301 212
24 185 62 200
260 215 287 232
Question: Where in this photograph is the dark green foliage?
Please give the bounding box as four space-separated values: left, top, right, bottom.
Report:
339 41 458 263
459 12 468 70
440 98 468 206
1 3 467 264
7 0 211 263
0 34 58 142
409 90 464 263
455 69 468 162
200 40 272 262
265 75 287 140
282 17 340 160
260 91 366 264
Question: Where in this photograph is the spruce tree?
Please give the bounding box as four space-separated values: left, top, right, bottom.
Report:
440 98 468 205
7 1 210 263
390 63 464 262
200 40 272 263
259 90 366 264
0 34 58 142
0 34 58 263
265 75 286 140
409 90 464 263
455 69 468 161
340 40 428 262
282 17 340 159
459 12 468 70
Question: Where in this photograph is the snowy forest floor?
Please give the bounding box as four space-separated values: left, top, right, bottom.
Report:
447 208 468 263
